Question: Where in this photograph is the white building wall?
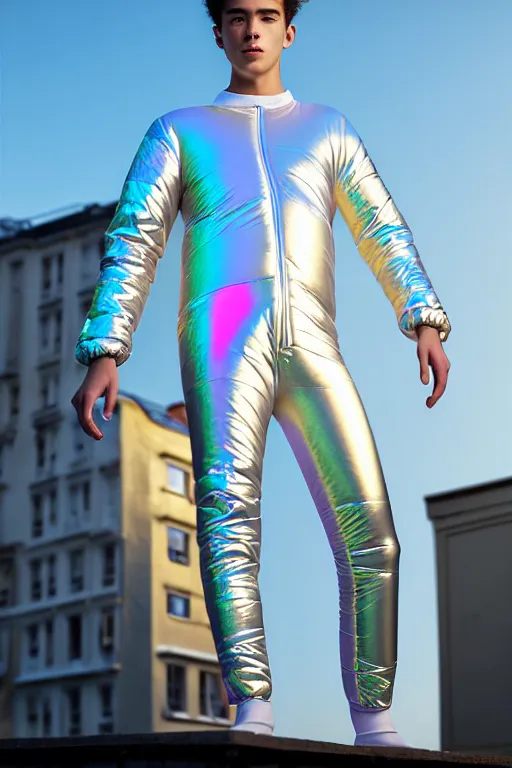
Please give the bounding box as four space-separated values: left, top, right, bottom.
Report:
0 220 124 738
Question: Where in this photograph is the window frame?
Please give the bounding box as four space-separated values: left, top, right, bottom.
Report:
99 608 115 655
66 686 81 736
42 698 52 737
32 495 44 538
30 558 42 601
67 614 82 661
45 619 54 667
165 462 189 498
167 526 190 566
166 663 187 714
102 542 116 587
167 591 191 620
199 670 228 720
69 549 84 593
27 623 40 659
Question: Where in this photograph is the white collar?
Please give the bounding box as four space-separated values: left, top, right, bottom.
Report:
213 89 294 109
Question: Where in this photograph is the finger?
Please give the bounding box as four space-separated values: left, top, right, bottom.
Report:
427 364 448 408
418 347 430 385
103 379 118 421
80 393 104 440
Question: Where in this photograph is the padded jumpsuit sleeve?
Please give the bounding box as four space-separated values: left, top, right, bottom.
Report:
334 114 451 342
75 116 182 367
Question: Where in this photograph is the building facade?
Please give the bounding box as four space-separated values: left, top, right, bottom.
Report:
426 476 512 755
0 206 232 738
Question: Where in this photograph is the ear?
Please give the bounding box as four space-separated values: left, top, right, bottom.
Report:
213 25 224 49
283 24 296 50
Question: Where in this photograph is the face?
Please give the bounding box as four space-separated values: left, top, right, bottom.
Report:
214 0 295 81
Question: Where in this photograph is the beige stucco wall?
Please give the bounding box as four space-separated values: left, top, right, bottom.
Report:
119 398 233 732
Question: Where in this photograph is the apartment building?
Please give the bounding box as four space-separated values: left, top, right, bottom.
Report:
0 206 233 738
426 476 512 755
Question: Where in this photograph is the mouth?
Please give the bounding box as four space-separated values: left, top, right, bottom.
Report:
242 47 264 55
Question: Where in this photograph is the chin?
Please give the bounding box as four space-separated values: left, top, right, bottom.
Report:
236 62 271 77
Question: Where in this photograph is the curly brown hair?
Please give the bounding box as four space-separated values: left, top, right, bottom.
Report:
203 0 309 28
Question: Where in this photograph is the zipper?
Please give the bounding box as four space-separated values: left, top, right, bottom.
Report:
256 106 292 351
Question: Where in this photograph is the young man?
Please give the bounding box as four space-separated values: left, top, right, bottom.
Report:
72 0 451 747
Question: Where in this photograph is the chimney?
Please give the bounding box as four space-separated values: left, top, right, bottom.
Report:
166 402 188 427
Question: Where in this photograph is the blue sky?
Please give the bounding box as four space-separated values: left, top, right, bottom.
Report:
2 0 511 749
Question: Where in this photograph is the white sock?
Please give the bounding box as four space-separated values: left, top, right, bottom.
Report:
351 706 409 747
230 698 274 735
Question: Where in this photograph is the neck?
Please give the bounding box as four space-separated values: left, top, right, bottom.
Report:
227 68 285 96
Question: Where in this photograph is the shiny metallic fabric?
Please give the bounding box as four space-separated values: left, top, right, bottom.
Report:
76 98 450 709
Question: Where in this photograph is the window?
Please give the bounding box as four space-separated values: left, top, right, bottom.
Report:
98 683 114 734
30 559 42 601
49 488 57 526
57 252 64 286
36 433 45 470
0 560 12 607
99 608 115 655
67 687 81 736
35 428 57 475
47 555 56 597
166 463 187 496
54 308 62 353
68 481 90 530
40 370 59 409
9 382 20 418
45 620 54 666
167 527 189 566
42 698 52 737
69 485 79 525
27 624 39 659
68 614 82 660
41 256 52 294
101 472 120 528
83 481 90 514
32 491 57 537
102 543 116 587
166 664 186 713
26 695 39 737
41 315 50 350
41 252 64 297
200 671 228 719
73 420 85 456
100 683 113 717
39 309 62 358
69 549 84 593
32 495 43 538
167 592 190 619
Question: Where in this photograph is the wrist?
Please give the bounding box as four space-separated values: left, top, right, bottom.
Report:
90 355 117 367
416 324 440 338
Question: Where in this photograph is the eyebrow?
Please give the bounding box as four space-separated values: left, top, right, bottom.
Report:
225 7 281 16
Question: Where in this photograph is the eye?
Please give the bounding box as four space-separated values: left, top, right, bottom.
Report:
231 16 244 23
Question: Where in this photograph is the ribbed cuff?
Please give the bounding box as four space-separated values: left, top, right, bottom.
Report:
400 304 451 342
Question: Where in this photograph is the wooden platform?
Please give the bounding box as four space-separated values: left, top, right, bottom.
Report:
1 730 511 767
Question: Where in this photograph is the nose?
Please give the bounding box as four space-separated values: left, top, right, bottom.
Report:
244 23 260 41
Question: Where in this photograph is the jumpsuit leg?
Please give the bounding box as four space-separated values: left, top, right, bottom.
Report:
178 278 277 705
273 291 401 711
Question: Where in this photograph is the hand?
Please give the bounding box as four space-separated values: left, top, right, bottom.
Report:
416 325 451 409
71 357 119 440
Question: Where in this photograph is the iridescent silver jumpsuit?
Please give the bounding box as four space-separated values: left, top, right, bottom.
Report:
76 90 450 711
